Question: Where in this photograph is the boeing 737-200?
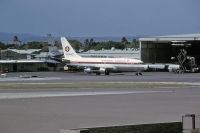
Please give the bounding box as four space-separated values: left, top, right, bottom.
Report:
61 37 148 75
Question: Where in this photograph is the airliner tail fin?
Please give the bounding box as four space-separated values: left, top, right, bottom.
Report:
61 37 82 59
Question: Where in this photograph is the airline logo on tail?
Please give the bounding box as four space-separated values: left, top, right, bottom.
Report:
61 37 82 59
65 46 70 52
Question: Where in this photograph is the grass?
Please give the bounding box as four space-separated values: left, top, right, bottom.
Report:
0 82 197 89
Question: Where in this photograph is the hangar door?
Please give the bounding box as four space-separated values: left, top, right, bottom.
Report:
141 42 172 63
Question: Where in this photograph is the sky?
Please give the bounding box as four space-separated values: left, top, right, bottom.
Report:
0 0 200 37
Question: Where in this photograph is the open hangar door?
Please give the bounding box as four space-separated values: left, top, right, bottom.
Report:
184 41 200 66
139 39 200 72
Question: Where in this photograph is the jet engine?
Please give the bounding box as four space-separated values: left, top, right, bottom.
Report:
64 65 69 71
84 68 109 75
84 68 92 73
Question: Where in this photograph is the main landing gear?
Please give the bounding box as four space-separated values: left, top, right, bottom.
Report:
136 72 142 76
95 70 110 75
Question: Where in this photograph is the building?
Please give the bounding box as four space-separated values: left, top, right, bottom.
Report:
1 49 41 60
0 49 63 72
138 33 200 65
79 47 140 59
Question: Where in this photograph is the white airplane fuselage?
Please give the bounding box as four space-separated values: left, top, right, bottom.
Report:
63 57 147 72
61 37 148 75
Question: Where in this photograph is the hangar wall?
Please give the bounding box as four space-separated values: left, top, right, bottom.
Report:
0 62 63 72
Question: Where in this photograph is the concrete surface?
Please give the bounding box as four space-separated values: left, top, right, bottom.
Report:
0 72 200 133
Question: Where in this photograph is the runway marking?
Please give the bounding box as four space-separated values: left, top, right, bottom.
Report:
0 90 173 100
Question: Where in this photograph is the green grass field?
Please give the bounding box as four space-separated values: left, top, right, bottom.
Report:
0 82 198 89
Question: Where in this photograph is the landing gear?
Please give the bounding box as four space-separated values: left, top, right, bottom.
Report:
105 70 110 75
95 70 110 75
96 72 101 75
136 72 142 76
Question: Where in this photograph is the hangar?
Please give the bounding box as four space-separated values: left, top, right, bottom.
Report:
0 49 62 72
138 33 200 70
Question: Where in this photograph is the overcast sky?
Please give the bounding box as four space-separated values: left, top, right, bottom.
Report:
0 0 200 37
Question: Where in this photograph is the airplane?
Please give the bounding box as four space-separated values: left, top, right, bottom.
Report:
61 37 148 75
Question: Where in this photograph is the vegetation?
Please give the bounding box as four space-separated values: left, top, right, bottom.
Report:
68 40 81 52
0 42 17 50
19 41 48 52
1 36 139 52
83 37 139 51
0 42 7 49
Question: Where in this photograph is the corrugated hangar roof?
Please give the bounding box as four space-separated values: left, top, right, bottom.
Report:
0 59 44 63
8 49 41 54
139 33 200 41
0 59 59 64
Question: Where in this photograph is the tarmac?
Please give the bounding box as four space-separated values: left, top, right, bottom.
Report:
0 72 200 133
1 71 200 83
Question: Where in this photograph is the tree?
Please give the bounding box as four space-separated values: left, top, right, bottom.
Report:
83 38 95 51
18 41 48 50
84 39 89 46
68 40 81 52
89 38 94 45
91 41 126 50
121 37 128 44
13 36 19 42
0 42 6 49
13 35 21 48
132 38 139 48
